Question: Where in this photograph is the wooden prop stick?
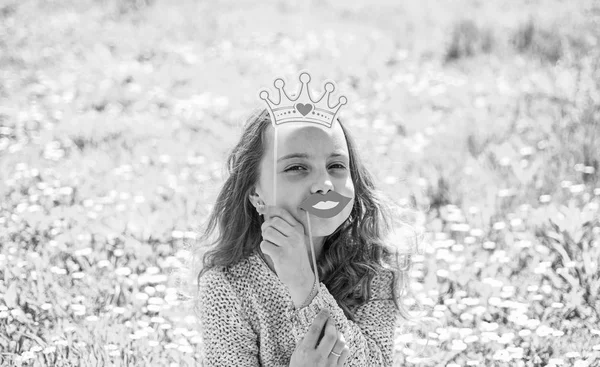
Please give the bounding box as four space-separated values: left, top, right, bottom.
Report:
305 210 319 287
273 127 277 207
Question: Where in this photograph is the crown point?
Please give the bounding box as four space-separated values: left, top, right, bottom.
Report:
339 96 348 104
274 79 285 88
259 90 269 100
325 82 335 92
299 72 310 83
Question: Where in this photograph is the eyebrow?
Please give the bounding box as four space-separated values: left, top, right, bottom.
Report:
277 152 348 162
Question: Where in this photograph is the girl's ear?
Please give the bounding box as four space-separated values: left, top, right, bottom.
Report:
248 188 264 209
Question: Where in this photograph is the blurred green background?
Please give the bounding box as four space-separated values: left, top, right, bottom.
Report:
1 0 599 365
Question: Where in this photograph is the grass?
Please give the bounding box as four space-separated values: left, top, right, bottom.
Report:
0 0 599 365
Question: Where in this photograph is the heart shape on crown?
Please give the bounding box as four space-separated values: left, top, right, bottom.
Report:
296 103 313 116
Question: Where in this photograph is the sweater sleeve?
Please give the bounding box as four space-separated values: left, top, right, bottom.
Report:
289 269 398 366
196 268 260 367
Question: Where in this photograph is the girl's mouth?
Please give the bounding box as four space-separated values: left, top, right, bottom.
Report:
299 191 352 218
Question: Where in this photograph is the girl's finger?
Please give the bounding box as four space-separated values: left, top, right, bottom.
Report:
328 331 346 364
303 309 330 349
316 317 338 355
262 217 293 237
264 205 303 230
260 240 281 253
261 226 288 247
336 345 350 366
261 218 288 236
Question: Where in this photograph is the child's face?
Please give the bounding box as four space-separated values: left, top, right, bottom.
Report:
255 121 355 237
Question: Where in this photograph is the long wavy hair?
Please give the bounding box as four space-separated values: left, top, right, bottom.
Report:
188 108 424 324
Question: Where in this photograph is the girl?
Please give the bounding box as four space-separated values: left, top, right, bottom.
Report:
191 76 422 366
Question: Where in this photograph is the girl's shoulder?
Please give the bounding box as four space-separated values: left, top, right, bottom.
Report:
368 267 395 301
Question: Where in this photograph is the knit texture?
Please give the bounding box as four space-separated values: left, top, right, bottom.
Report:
196 250 398 366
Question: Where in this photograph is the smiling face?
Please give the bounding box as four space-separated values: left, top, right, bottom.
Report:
254 120 355 237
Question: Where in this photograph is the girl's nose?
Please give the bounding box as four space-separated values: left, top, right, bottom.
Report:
310 172 334 194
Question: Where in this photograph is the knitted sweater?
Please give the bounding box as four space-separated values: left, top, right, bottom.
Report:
196 249 399 366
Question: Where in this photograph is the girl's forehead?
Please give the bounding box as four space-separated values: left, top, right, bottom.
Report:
268 122 348 154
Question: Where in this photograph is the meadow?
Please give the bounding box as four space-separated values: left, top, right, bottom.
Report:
0 0 599 365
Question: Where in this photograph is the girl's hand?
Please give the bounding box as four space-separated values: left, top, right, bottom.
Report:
290 309 350 367
259 205 315 293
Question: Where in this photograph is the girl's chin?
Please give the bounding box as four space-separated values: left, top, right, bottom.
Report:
307 218 341 236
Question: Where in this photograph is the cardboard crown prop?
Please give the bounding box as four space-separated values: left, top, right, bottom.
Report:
258 71 347 128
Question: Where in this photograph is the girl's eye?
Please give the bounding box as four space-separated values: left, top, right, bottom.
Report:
285 165 306 172
285 164 346 172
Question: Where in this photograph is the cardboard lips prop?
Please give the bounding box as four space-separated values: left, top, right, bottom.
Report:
299 191 353 218
258 70 350 286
